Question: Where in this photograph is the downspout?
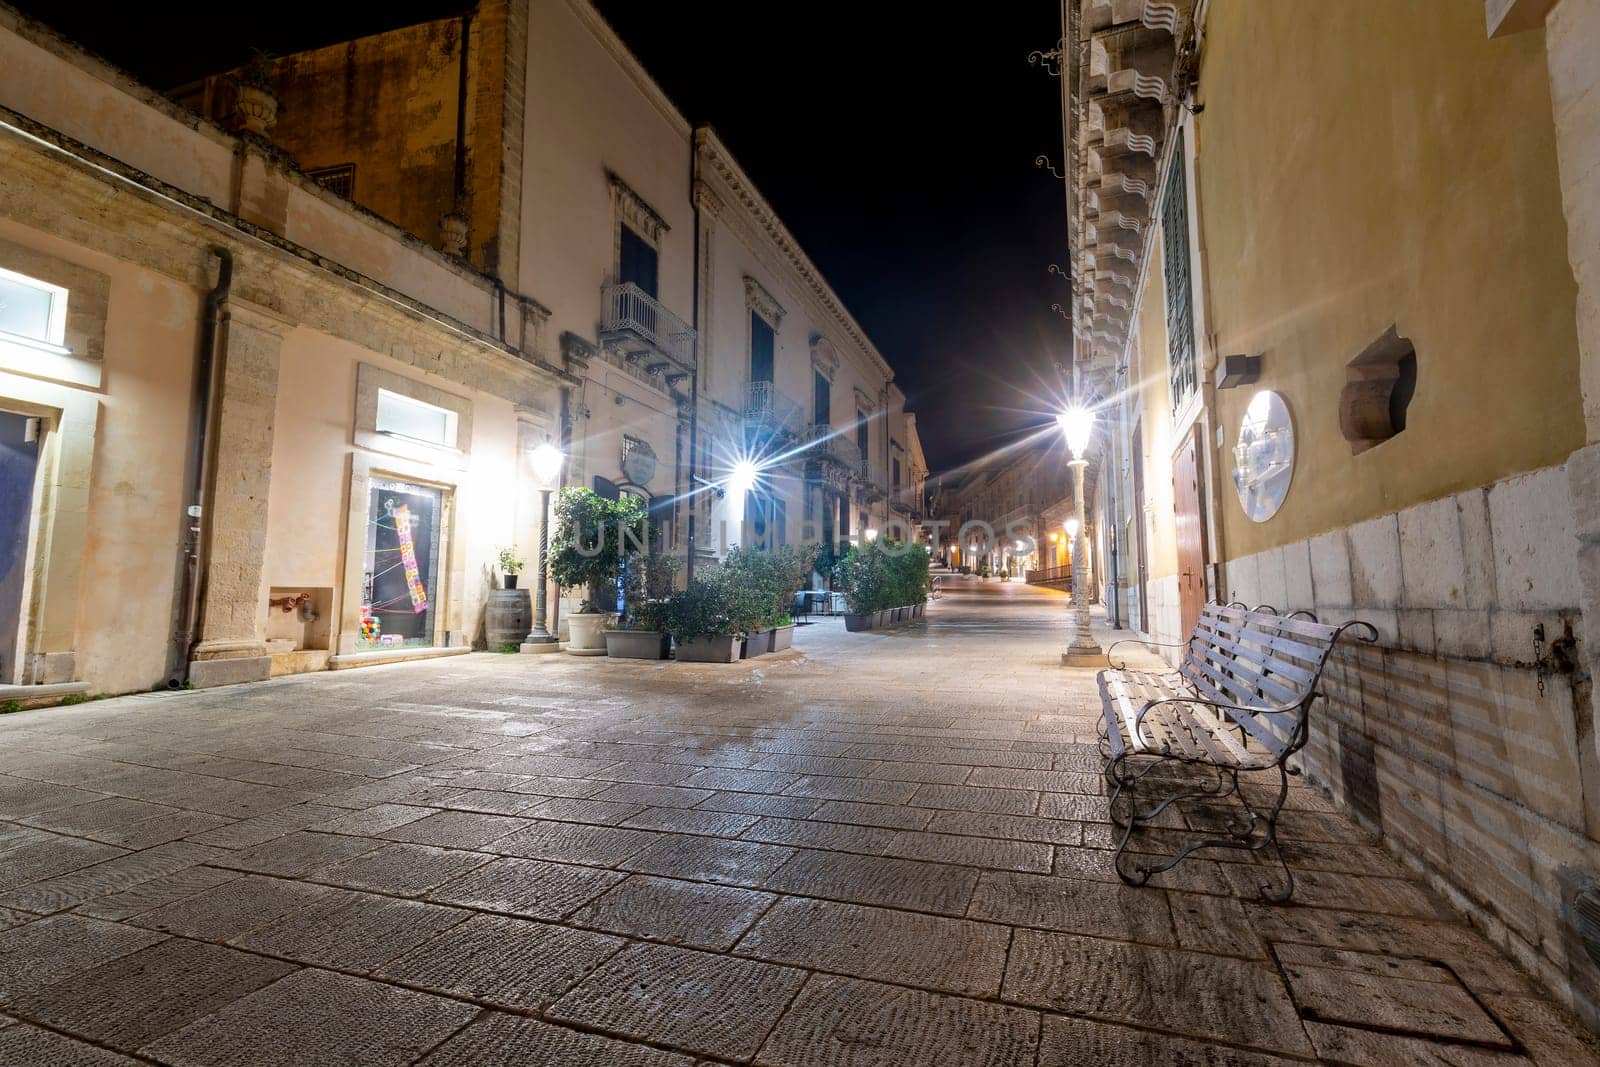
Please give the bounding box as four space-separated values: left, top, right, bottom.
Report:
685 135 702 584
169 247 232 686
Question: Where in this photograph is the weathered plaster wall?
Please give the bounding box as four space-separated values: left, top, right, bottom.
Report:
1199 0 1583 559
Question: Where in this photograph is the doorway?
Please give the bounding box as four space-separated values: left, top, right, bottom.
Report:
0 411 41 683
1130 420 1149 634
1173 423 1207 638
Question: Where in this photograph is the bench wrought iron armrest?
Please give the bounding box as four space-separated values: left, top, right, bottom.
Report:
1106 636 1192 669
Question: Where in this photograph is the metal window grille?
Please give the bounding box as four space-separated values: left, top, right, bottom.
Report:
307 164 356 199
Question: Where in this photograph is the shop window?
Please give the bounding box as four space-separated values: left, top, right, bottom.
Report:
0 265 68 350
360 478 442 650
1339 325 1417 454
376 388 458 447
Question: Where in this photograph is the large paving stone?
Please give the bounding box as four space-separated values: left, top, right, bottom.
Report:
622 834 795 887
216 830 389 878
231 889 467 971
1037 1014 1293 1066
738 897 1009 996
808 799 934 830
73 865 242 921
492 819 661 866
128 873 333 941
378 810 530 849
762 849 980 916
183 803 349 849
0 1020 144 1065
622 805 761 836
0 914 165 999
739 816 898 854
376 913 623 1009
312 842 494 897
0 834 126 894
140 967 478 1066
0 840 230 915
926 810 1083 844
428 856 624 919
571 873 774 950
419 1012 695 1066
885 830 1053 873
967 870 1175 944
0 775 106 818
1002 929 1314 1056
548 942 806 1060
309 802 434 836
7 937 295 1050
696 791 824 819
756 974 1041 1067
680 767 802 793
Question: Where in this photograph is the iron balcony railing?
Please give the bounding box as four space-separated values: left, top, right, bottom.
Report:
742 380 804 438
797 422 862 472
600 282 696 372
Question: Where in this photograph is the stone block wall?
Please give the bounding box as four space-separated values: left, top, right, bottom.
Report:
1224 461 1600 1030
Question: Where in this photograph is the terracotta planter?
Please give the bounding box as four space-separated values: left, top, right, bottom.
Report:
844 612 873 632
675 635 741 663
769 624 795 651
604 630 669 660
565 612 615 653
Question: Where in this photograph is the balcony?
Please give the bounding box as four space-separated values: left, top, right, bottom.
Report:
797 422 861 490
599 282 696 379
742 380 804 443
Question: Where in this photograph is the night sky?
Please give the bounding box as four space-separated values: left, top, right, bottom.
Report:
14 1 1072 474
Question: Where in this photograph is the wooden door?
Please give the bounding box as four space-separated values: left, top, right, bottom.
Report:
1172 424 1207 638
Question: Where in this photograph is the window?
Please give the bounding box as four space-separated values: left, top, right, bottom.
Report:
0 265 68 349
376 388 457 448
893 458 902 489
813 371 831 427
619 225 658 299
307 164 356 199
856 416 869 461
1161 131 1196 416
361 478 442 650
750 312 774 384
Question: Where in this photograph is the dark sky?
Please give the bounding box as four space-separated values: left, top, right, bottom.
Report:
15 1 1072 474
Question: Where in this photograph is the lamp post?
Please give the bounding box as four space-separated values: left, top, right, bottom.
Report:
1057 407 1108 667
522 440 564 652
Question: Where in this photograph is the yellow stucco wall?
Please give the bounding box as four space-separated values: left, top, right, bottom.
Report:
1197 0 1582 557
1133 231 1181 582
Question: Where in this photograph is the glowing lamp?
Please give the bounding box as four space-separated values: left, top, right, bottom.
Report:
728 460 758 496
1066 518 1081 540
1048 532 1059 543
864 527 880 543
529 441 564 486
1056 406 1094 459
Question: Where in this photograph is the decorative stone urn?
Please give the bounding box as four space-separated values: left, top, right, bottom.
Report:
438 211 469 257
235 85 278 136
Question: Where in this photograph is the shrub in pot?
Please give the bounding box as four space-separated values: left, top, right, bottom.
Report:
833 542 885 631
497 547 524 590
605 527 677 660
549 488 644 652
662 574 740 662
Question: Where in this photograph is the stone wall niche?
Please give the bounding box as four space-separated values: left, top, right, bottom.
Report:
1339 325 1417 454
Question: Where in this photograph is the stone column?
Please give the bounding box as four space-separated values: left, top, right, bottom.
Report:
188 301 286 688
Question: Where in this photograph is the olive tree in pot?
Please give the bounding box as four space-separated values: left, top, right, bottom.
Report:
548 488 644 654
605 523 678 660
662 573 741 662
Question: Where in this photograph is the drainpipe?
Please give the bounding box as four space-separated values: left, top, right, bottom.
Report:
169 247 232 686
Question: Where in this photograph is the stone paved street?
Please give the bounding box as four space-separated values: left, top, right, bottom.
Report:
0 579 1596 1065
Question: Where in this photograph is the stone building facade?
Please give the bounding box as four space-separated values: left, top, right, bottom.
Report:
1058 0 1600 1029
0 0 909 700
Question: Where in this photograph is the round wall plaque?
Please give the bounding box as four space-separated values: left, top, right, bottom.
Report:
620 437 657 486
1232 390 1295 523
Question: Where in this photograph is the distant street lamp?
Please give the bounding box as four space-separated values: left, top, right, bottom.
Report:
1056 407 1108 667
523 440 564 651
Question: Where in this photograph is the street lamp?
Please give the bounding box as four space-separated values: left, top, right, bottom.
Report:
1057 406 1108 667
522 440 564 651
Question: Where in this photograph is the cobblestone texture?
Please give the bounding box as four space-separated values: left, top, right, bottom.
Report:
0 579 1594 1063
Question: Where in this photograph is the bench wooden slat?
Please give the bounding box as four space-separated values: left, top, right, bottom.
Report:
1180 668 1289 757
1197 615 1332 669
1190 627 1318 688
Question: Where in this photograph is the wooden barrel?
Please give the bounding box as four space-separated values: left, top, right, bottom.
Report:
485 588 532 649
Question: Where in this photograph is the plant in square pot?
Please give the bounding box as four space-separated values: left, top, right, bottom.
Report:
768 613 796 652
548 488 643 654
497 547 524 590
834 541 885 632
605 525 677 660
663 574 740 662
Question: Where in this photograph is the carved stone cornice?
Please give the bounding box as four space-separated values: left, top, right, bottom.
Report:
608 173 668 245
743 274 786 328
560 330 597 374
810 334 840 381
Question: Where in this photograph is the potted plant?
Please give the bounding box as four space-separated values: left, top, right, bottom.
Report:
764 543 816 651
605 524 677 660
720 546 772 657
548 488 644 653
663 574 740 662
497 547 524 590
834 542 885 632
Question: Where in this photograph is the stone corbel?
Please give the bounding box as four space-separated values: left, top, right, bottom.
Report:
559 331 597 376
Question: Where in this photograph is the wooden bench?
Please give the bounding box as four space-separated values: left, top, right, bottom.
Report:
1098 603 1377 901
